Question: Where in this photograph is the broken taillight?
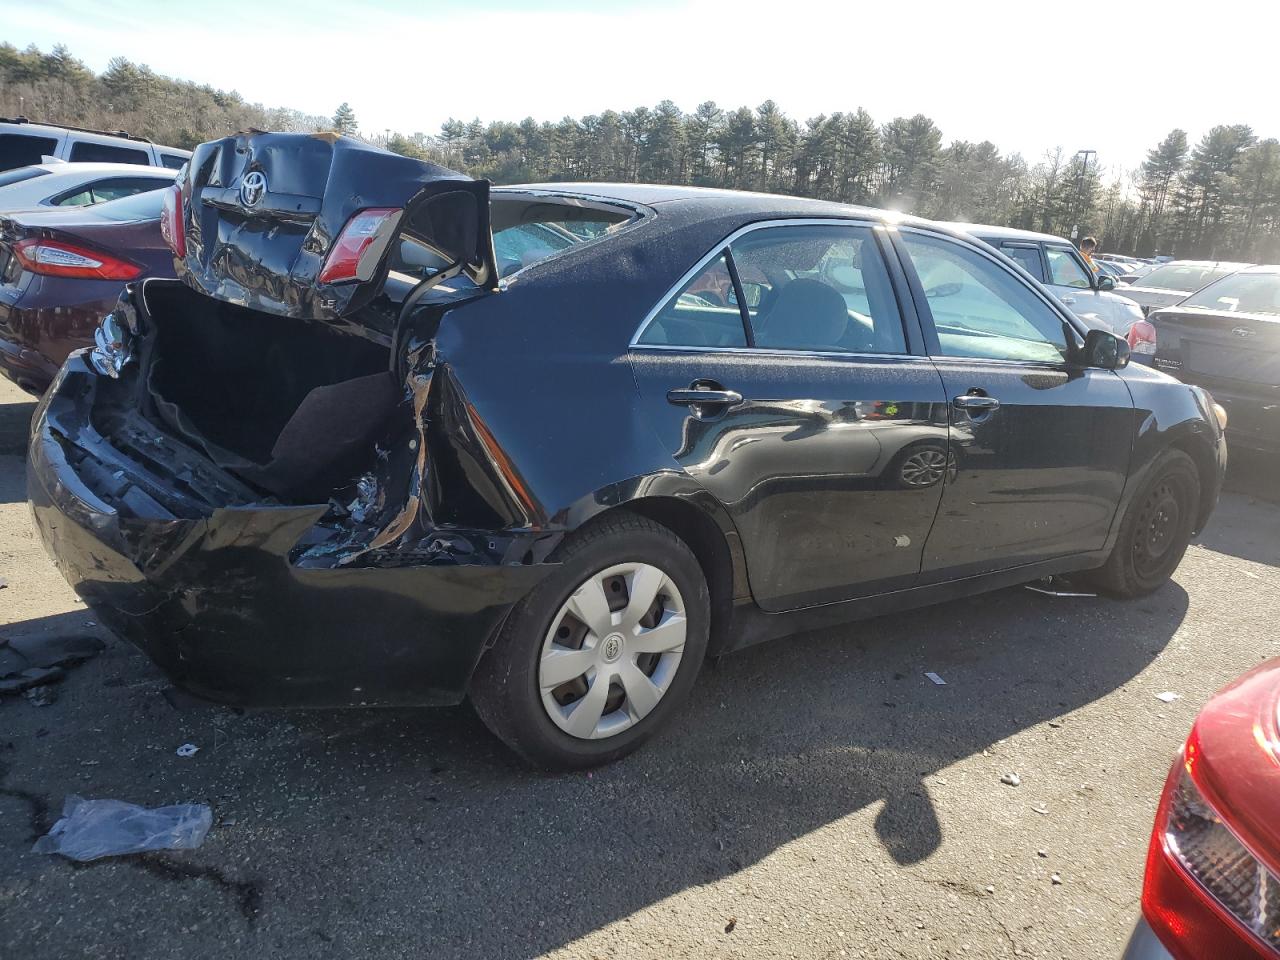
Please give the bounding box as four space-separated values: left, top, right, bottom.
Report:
317 208 401 284
1128 319 1158 356
160 183 186 258
12 238 143 281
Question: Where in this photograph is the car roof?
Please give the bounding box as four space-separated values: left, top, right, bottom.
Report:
1149 259 1254 270
941 221 1074 245
500 181 925 225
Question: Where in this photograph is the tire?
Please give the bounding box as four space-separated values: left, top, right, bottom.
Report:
1088 449 1200 598
470 512 710 770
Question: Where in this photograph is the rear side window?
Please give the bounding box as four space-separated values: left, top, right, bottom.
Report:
68 141 151 165
732 224 907 354
638 253 748 348
159 153 188 170
52 176 170 207
1000 243 1046 282
0 133 58 171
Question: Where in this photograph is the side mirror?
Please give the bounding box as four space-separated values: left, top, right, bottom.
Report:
1097 274 1116 291
1080 328 1130 369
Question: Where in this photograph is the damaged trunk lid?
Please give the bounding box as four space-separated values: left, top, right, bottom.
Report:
175 131 497 332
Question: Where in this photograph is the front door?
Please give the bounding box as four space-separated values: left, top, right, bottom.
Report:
629 222 950 611
893 229 1134 580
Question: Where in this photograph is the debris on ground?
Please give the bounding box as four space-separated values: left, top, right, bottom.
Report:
724 917 737 934
175 743 200 758
924 671 947 685
1037 849 1048 858
24 684 58 707
1032 803 1049 815
1024 576 1098 598
33 795 213 861
0 634 104 697
1001 773 1021 787
1155 691 1181 703
1051 873 1063 885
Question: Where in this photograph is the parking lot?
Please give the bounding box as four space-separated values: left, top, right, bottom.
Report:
1 373 1277 960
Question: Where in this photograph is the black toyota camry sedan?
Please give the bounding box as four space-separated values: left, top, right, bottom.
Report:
27 133 1227 769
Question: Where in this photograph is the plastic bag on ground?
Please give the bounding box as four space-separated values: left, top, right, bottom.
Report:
33 795 213 861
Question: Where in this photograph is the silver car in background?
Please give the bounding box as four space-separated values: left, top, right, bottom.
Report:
1122 260 1253 314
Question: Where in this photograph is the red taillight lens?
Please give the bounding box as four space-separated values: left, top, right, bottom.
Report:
317 207 401 284
1142 738 1280 960
160 184 186 258
1128 319 1158 355
12 238 143 281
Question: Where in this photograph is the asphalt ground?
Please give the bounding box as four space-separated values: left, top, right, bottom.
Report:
2 374 1278 959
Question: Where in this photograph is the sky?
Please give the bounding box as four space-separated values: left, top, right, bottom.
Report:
5 0 1276 178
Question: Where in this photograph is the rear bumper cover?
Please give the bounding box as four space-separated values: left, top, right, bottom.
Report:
27 358 555 707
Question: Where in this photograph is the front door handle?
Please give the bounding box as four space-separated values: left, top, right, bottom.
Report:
953 394 1000 412
667 388 743 406
667 380 744 418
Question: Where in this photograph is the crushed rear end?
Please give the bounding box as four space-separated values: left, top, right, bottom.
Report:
26 133 559 707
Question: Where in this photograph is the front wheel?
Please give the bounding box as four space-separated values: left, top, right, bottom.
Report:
470 513 709 769
1088 448 1200 598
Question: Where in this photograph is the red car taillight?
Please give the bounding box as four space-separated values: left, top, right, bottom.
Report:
11 238 143 281
1142 733 1280 959
317 207 401 284
1128 319 1158 356
160 183 186 258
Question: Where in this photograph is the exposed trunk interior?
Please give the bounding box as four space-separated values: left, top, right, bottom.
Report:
140 281 397 502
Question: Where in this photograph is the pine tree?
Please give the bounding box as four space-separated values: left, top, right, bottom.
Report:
332 102 357 136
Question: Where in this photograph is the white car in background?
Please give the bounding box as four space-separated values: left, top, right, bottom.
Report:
0 162 176 213
944 222 1154 361
1122 260 1252 314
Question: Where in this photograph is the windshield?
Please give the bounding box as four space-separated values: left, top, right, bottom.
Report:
1137 263 1237 292
0 166 52 190
88 188 167 221
1182 272 1280 316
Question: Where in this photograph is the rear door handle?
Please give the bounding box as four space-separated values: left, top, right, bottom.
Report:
953 394 1000 412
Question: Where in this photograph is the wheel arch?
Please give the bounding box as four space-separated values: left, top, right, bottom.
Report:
1168 433 1221 533
590 493 747 658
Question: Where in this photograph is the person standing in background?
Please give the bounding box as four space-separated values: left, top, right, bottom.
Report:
1080 236 1099 272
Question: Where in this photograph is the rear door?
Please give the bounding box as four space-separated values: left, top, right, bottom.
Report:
629 220 950 611
892 228 1134 579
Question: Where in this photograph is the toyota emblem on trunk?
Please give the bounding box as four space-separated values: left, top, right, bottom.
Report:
240 171 267 207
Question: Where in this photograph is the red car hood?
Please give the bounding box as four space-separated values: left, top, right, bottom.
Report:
1190 657 1280 876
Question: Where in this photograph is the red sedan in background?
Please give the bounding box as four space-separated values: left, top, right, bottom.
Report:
1125 660 1280 959
0 188 174 394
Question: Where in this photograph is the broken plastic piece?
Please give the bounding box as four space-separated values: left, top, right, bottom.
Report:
175 743 200 758
33 795 213 861
1155 691 1181 703
924 671 946 685
1024 576 1097 598
1001 773 1021 787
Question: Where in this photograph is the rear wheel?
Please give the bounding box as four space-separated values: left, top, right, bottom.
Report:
1089 449 1200 598
470 513 709 769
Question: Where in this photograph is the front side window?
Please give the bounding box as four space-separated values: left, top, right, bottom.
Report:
1001 243 1045 282
1182 272 1280 316
902 232 1070 364
1045 246 1093 288
730 224 907 354
68 141 151 165
638 252 748 348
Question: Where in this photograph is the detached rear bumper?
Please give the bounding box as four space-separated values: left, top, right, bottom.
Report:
26 358 554 707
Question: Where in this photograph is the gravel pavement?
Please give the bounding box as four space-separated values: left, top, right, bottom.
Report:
1 375 1277 959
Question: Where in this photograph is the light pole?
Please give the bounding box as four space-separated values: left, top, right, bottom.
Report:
1071 149 1096 243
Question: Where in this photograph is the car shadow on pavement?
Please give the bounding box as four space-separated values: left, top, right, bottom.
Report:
1194 453 1280 568
0 394 35 501
0 578 1188 959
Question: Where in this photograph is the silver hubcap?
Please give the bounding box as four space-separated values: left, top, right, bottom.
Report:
538 562 687 740
900 448 948 487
